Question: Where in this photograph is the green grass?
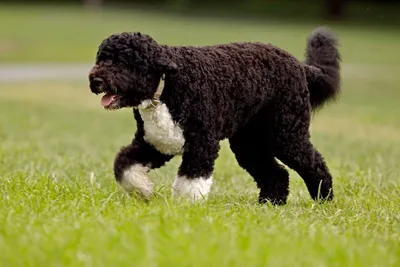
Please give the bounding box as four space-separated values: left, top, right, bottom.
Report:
1 5 400 267
2 80 400 267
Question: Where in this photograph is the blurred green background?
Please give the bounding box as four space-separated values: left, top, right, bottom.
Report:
0 0 399 63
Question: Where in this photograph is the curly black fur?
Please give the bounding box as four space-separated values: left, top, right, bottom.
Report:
89 27 341 204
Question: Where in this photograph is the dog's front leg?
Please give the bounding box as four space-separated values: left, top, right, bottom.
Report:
172 136 220 201
114 137 173 200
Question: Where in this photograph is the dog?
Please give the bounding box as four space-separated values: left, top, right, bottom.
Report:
88 27 341 205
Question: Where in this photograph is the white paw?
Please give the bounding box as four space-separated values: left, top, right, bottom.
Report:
119 164 153 199
171 175 213 201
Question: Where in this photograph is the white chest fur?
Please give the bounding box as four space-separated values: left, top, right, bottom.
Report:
138 100 185 155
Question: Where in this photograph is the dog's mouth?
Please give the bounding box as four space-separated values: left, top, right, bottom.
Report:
101 92 120 110
90 77 123 110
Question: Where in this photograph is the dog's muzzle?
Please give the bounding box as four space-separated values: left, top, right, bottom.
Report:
90 77 105 94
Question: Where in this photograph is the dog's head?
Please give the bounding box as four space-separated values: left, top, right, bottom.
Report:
88 32 178 110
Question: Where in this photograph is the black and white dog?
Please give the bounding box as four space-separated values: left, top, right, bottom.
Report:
88 27 341 205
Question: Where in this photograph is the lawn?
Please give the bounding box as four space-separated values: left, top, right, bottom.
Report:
1 4 400 267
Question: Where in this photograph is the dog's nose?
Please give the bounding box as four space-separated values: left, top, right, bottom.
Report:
92 77 104 88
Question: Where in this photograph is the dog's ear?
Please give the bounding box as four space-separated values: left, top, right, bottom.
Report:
155 58 178 74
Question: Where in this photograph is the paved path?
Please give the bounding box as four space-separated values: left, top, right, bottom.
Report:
0 63 398 83
0 63 92 83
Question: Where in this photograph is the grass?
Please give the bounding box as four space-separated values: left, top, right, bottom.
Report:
1 5 400 267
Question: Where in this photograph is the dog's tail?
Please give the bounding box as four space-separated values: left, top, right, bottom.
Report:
304 27 341 110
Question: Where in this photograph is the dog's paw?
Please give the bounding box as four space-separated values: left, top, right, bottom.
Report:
119 164 154 200
171 175 213 202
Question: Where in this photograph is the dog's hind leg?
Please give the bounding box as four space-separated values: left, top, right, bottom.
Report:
229 114 290 205
273 135 334 202
272 89 334 202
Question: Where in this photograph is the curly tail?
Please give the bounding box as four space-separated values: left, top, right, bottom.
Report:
304 27 341 110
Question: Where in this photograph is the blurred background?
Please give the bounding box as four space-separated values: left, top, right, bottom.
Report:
0 0 399 146
0 0 399 67
0 0 399 157
0 0 399 136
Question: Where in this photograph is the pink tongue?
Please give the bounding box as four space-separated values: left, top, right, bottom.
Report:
101 93 116 107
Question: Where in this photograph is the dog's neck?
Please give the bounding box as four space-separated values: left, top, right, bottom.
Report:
150 73 165 107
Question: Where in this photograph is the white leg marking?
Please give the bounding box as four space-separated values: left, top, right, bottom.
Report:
119 164 153 199
171 175 213 201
